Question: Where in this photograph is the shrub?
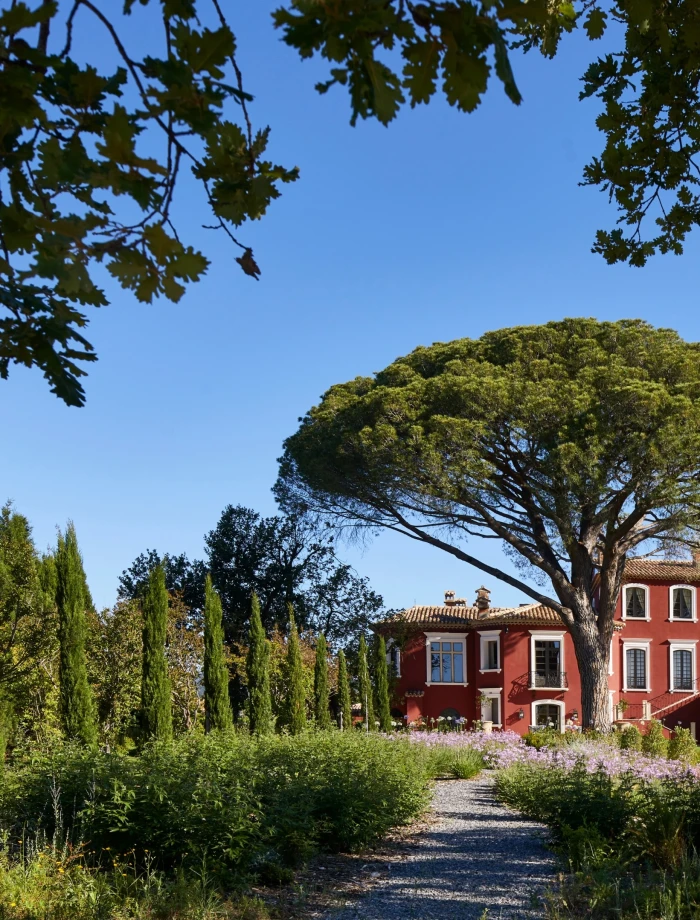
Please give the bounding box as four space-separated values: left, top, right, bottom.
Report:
523 729 565 750
424 746 484 780
641 720 669 758
618 725 642 751
0 732 429 885
668 727 698 763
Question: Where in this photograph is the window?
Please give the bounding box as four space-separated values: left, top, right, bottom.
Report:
624 646 649 690
529 631 567 689
669 642 697 692
624 585 648 619
425 633 466 684
533 702 563 731
386 640 401 677
479 631 501 671
440 707 461 722
670 586 695 621
673 650 693 690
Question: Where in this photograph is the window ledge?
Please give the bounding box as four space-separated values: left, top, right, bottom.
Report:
529 686 568 692
479 669 502 674
623 617 651 622
425 682 469 687
622 688 650 693
668 689 695 694
668 618 698 623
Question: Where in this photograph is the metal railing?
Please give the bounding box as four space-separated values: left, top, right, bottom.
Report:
529 670 568 689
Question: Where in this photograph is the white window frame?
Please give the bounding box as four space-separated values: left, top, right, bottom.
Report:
386 638 401 677
622 639 651 692
531 699 565 733
480 688 502 727
622 584 650 621
478 630 502 673
609 638 614 676
669 585 697 622
668 641 697 692
608 690 615 724
425 632 468 686
529 631 566 690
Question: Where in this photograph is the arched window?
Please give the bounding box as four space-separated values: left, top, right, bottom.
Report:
439 707 461 722
670 586 696 621
623 584 649 620
532 701 564 732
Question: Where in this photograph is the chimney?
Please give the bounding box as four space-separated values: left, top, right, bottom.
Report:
444 590 456 607
475 586 491 616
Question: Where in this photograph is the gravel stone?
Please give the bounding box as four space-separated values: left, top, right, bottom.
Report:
327 774 556 920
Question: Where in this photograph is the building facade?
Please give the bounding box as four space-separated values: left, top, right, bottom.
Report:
380 558 700 734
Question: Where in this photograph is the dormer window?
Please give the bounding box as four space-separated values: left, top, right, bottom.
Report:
670 586 696 621
624 585 649 620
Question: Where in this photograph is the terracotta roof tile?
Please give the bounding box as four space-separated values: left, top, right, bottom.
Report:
624 558 700 582
377 603 563 630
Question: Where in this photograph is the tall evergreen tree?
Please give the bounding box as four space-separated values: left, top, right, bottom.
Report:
357 634 374 732
55 523 96 745
246 593 273 735
284 606 306 734
140 565 172 742
203 575 232 733
314 633 331 730
373 635 392 733
337 648 352 731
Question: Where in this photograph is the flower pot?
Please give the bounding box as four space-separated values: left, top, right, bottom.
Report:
482 720 493 734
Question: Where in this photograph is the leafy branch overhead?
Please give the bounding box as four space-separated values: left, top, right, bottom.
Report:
275 0 700 269
0 0 297 406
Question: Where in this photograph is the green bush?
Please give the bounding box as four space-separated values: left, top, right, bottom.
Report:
0 732 430 884
523 728 565 750
668 727 698 763
641 720 669 758
424 746 484 779
618 725 642 750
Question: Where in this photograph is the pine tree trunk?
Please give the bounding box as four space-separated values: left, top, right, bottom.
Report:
570 614 612 731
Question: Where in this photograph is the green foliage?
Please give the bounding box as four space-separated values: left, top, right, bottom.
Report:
642 720 669 759
246 594 273 735
0 2 297 406
668 727 698 763
0 733 430 884
357 635 374 731
55 524 96 747
313 633 331 730
425 745 484 779
618 725 642 751
283 608 306 734
203 575 232 733
140 566 173 743
373 635 392 733
277 318 700 728
337 649 352 731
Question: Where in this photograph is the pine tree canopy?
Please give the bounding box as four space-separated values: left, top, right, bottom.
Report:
203 575 232 733
55 523 96 746
140 564 173 743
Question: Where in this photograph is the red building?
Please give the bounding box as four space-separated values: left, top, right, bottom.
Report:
379 558 700 735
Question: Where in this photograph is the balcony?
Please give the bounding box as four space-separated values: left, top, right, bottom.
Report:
529 670 568 690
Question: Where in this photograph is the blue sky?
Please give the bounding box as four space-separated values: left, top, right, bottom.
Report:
2 3 699 612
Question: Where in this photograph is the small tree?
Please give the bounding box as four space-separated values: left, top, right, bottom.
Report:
56 524 96 746
337 649 352 731
357 635 374 731
203 575 232 733
140 566 173 742
642 719 669 758
314 633 331 729
246 593 273 735
373 635 392 733
284 607 307 734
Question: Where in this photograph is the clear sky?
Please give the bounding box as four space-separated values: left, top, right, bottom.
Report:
3 3 699 612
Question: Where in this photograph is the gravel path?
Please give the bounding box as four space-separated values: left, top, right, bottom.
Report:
327 775 556 920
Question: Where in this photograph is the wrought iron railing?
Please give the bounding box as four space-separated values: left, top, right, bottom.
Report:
529 670 568 689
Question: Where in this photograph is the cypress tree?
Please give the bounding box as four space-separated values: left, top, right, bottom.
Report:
246 593 273 734
203 575 232 732
55 523 97 745
374 635 392 733
140 565 172 742
284 606 306 734
357 634 374 731
314 633 331 730
337 649 352 731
